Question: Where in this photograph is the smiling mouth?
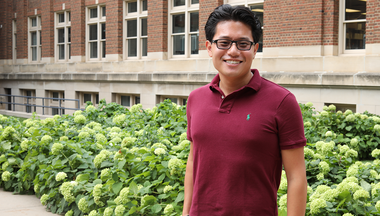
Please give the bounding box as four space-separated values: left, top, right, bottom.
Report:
224 60 242 64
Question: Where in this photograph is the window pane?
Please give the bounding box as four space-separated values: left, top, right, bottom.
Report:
40 31 42 45
121 96 131 106
58 28 65 43
173 14 185 33
26 91 32 96
53 92 59 101
128 39 137 57
31 18 37 27
102 23 106 39
142 0 147 11
68 12 71 21
141 18 147 36
142 38 147 56
68 27 71 42
183 98 187 105
96 94 99 104
128 2 137 13
84 94 91 103
59 13 64 23
127 20 137 37
250 4 264 52
190 12 199 32
59 44 65 59
90 8 98 18
32 47 37 61
345 0 366 21
345 22 366 49
167 98 178 104
102 6 106 17
68 44 71 59
31 32 37 45
102 41 106 58
174 0 185 6
90 42 98 58
89 24 98 40
173 35 185 55
135 96 140 104
191 0 199 4
191 34 198 54
52 108 59 115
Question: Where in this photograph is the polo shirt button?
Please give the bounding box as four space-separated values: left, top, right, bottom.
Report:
221 95 224 99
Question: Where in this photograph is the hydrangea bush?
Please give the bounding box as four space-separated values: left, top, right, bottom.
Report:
1 100 380 215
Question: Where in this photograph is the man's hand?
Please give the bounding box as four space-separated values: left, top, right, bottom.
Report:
282 147 307 216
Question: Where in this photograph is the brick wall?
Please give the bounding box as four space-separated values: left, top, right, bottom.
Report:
322 0 339 46
71 0 85 57
199 0 223 51
0 0 13 60
41 0 54 58
16 0 28 60
147 0 168 53
367 0 380 44
265 0 324 47
106 0 123 55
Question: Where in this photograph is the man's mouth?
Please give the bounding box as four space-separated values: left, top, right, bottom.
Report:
224 60 242 64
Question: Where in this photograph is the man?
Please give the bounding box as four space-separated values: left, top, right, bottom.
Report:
183 4 307 216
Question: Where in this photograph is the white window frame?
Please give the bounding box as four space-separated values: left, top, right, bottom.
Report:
55 11 72 62
86 5 106 61
339 0 366 55
123 0 148 60
28 16 42 63
12 20 17 63
168 0 199 59
224 0 264 55
114 93 141 108
79 92 99 108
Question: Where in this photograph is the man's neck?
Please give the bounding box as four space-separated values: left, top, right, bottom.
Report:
219 71 253 96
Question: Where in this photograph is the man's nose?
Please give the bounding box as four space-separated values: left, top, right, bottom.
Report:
227 42 240 55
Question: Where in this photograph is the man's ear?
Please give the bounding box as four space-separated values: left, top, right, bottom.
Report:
206 40 213 57
252 43 259 58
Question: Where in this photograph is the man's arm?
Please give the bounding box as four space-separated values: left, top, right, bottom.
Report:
281 147 307 216
182 141 194 216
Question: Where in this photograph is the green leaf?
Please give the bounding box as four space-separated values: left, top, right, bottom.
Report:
175 191 184 203
2 142 11 150
118 160 126 169
345 126 352 131
360 179 372 192
151 204 162 213
93 179 102 185
112 182 123 194
130 181 138 195
278 209 287 216
128 206 137 214
77 163 88 169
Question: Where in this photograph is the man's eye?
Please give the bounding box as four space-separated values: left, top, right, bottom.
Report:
239 42 249 46
219 41 230 46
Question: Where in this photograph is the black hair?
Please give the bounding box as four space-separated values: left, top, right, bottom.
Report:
205 4 262 44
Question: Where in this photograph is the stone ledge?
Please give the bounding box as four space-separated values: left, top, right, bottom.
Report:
1 72 380 87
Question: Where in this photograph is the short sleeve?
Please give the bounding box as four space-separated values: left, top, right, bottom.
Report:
275 93 306 150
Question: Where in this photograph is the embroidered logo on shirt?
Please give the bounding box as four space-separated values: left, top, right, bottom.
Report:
246 113 251 121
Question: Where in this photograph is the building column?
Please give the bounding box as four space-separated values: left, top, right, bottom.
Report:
105 0 123 62
41 0 54 63
147 0 168 60
366 0 380 55
71 0 85 62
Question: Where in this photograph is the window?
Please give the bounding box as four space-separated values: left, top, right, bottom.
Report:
12 20 17 63
113 93 141 108
169 0 199 57
341 0 366 53
159 95 188 106
29 16 41 62
56 11 71 61
78 92 99 108
22 89 36 113
49 91 65 115
87 5 106 61
5 88 11 111
224 0 264 53
325 103 356 113
124 0 148 59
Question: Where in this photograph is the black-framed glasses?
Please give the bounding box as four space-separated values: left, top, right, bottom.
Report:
212 39 254 51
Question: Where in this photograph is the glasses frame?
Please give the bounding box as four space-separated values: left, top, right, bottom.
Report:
212 39 255 51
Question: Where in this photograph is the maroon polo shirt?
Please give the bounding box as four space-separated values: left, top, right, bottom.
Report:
186 69 306 216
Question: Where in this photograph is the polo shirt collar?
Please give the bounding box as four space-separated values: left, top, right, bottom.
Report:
209 69 262 93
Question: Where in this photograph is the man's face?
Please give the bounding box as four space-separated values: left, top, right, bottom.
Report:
206 20 259 80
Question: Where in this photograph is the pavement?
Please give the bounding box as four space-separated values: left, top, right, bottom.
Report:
0 188 60 216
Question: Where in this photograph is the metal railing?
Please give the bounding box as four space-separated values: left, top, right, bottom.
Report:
0 94 82 115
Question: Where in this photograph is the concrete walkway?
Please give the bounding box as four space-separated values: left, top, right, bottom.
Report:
0 188 60 216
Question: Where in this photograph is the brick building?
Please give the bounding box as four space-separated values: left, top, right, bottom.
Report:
0 0 379 116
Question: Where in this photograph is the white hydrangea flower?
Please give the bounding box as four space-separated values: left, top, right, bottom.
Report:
55 172 67 181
